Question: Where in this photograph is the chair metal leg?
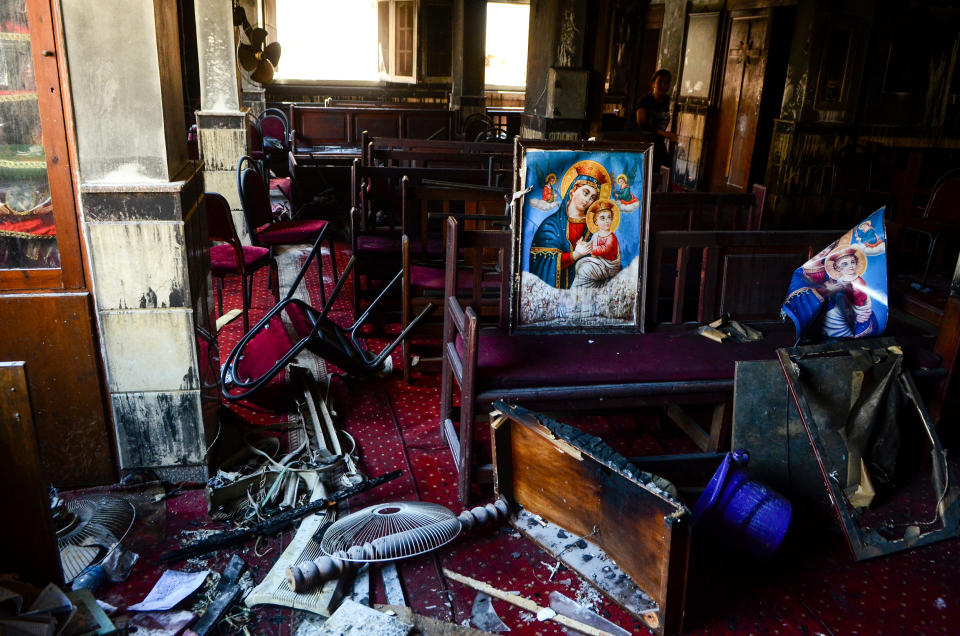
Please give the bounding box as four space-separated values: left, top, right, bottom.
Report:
317 251 327 308
215 277 224 317
919 233 941 291
328 236 339 286
351 264 361 322
241 274 250 333
244 273 252 308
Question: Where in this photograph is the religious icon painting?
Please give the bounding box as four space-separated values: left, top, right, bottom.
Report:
781 206 888 342
510 139 653 332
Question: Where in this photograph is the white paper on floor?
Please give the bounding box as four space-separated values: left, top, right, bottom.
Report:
128 570 210 612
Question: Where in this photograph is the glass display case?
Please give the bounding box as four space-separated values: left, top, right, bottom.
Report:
0 0 58 269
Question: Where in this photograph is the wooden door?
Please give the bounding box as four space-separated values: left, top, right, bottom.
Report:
709 12 770 192
0 0 115 487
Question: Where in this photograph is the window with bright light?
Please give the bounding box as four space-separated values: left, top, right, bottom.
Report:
485 2 529 88
274 0 380 81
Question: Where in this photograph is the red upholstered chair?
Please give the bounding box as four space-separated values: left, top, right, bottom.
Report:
220 236 434 402
237 155 338 307
206 192 276 333
256 108 294 203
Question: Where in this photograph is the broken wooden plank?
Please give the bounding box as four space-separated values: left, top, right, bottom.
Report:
442 568 618 636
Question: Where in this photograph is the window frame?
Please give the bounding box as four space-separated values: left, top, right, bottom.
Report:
483 0 529 91
379 0 418 84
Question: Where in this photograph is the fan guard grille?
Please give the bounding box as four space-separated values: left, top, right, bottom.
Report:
56 495 135 583
320 501 460 562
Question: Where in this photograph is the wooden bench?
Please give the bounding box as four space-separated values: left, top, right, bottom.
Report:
440 221 839 503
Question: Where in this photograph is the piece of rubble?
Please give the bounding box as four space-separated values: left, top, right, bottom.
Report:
318 598 413 635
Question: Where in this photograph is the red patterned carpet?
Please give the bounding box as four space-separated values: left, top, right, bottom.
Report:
91 242 960 635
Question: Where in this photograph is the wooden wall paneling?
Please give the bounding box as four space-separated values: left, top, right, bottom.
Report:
0 362 63 586
0 292 116 487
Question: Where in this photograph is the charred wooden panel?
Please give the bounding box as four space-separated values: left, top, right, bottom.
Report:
732 360 826 505
403 111 456 139
297 111 351 145
491 402 689 635
0 292 115 487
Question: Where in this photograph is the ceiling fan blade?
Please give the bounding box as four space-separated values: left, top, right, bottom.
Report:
251 58 275 84
263 41 281 67
238 43 259 71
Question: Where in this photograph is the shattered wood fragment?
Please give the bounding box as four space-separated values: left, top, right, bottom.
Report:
443 568 618 636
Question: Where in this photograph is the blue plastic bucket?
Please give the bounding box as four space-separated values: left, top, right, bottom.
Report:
692 449 792 559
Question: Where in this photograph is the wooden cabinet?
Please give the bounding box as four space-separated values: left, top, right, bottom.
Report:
0 0 115 487
708 12 770 192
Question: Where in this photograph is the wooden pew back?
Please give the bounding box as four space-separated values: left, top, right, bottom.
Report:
367 136 511 155
402 180 510 255
646 229 838 329
351 161 512 233
650 185 767 232
290 105 459 151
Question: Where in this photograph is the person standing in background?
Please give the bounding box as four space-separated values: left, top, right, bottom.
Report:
635 69 677 170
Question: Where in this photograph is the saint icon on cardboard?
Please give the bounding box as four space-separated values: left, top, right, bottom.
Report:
782 207 888 341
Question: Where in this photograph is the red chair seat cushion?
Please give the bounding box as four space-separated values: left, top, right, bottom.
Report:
233 316 295 386
356 234 401 254
210 244 270 274
410 264 499 291
256 218 328 244
460 325 796 390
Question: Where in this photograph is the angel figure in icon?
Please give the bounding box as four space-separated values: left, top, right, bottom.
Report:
854 219 885 255
614 166 641 213
529 163 561 210
541 173 557 203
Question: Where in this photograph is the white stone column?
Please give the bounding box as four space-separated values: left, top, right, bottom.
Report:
61 0 215 482
195 0 251 242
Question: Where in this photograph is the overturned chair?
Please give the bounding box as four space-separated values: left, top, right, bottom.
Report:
221 227 434 401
